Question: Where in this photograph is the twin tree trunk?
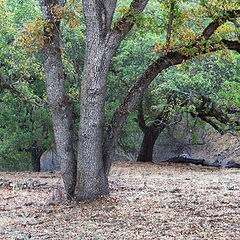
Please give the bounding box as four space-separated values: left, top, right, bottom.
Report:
39 0 149 200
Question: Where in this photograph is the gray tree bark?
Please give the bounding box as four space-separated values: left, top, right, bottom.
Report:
74 0 116 200
39 0 149 201
74 0 149 201
39 0 77 198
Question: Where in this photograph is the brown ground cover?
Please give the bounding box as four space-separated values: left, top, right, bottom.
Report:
0 162 239 239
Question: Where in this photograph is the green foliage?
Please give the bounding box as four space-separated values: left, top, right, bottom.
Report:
0 95 53 171
0 0 239 167
0 0 85 170
157 52 240 103
153 51 240 135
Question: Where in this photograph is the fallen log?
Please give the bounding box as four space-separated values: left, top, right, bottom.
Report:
223 160 240 168
162 156 240 168
162 156 206 165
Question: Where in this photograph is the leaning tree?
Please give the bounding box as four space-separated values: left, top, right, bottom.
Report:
136 53 240 162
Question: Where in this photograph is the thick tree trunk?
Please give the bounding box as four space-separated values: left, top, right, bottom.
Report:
75 49 111 200
136 102 168 163
74 1 113 201
39 0 149 201
74 0 149 201
137 128 159 162
39 0 77 198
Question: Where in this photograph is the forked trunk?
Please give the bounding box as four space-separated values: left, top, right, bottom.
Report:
39 0 150 201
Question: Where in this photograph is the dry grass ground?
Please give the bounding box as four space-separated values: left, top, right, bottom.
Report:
0 162 239 240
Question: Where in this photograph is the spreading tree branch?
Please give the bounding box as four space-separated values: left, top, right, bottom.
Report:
103 8 240 172
190 96 240 135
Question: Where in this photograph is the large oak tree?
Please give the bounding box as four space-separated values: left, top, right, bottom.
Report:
38 0 240 201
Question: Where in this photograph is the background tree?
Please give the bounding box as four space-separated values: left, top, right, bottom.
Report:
135 52 240 162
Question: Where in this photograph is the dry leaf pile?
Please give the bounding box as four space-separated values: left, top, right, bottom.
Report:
0 162 239 239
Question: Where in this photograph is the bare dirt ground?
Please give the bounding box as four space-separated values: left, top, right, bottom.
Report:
0 162 239 240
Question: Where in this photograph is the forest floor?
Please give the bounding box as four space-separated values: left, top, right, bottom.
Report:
0 162 239 240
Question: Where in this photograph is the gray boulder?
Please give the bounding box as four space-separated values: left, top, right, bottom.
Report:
40 149 60 172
